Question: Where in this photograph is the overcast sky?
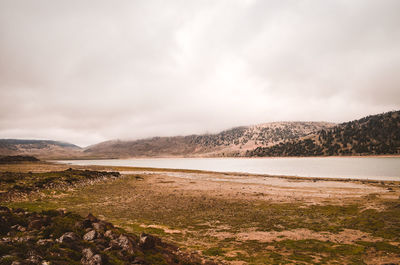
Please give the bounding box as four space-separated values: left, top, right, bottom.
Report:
1 0 399 147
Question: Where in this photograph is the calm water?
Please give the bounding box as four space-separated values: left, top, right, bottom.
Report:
58 157 400 181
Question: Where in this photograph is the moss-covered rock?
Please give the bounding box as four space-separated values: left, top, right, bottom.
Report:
0 207 212 265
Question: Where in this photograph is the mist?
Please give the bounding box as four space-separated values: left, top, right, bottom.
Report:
1 0 399 146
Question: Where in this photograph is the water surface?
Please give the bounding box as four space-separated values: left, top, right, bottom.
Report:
58 157 400 181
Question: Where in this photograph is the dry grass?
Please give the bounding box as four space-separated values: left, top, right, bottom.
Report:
2 162 400 264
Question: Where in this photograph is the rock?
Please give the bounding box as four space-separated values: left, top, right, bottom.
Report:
94 238 108 250
15 225 26 232
117 234 135 253
29 219 43 230
57 209 66 216
74 220 84 229
139 232 156 249
83 230 98 241
82 219 93 229
85 213 98 223
81 248 103 265
17 235 35 243
57 232 79 243
108 239 120 250
104 230 117 240
82 248 95 260
26 255 42 264
37 239 54 246
131 257 146 264
90 254 103 265
92 222 106 232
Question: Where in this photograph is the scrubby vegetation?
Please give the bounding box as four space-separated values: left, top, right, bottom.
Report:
0 206 209 265
7 167 399 264
0 169 120 200
248 110 400 156
0 156 39 164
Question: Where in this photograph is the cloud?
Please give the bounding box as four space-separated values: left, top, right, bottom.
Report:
0 0 399 146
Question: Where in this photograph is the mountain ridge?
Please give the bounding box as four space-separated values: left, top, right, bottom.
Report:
83 121 334 158
1 111 399 158
0 139 82 159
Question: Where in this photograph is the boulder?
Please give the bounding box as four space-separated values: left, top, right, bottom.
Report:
28 219 44 230
93 238 108 250
26 255 42 264
104 230 117 240
57 232 79 243
90 254 103 265
82 219 93 229
83 230 97 241
92 222 106 232
85 213 98 223
37 239 54 246
81 248 103 265
82 248 94 260
139 233 156 249
117 234 135 253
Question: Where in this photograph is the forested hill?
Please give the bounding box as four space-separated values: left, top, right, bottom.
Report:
84 122 333 158
247 111 400 157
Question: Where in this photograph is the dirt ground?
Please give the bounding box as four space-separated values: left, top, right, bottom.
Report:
3 162 400 264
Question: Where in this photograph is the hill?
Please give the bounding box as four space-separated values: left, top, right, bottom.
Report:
0 139 82 159
247 111 400 157
84 122 334 158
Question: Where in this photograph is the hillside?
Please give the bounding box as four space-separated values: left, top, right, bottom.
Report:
248 111 400 157
84 122 334 158
0 139 82 159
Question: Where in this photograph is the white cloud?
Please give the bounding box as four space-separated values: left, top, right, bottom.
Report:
0 0 399 146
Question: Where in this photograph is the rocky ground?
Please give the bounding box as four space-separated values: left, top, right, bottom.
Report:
0 169 121 201
1 162 400 264
0 206 211 265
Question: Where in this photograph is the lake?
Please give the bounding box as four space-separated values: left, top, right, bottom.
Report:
58 157 400 181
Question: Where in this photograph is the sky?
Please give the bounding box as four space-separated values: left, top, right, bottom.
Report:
0 0 399 147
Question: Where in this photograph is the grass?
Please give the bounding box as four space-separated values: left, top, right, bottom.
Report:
1 163 400 264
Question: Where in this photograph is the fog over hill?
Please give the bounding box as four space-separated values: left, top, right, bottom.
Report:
1 1 399 147
83 122 334 158
1 111 399 158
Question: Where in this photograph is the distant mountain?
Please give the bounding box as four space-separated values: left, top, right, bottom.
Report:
84 122 334 158
4 111 397 159
247 111 400 157
0 139 82 159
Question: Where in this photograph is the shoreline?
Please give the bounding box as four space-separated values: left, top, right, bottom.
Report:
2 161 400 264
47 162 400 184
53 154 400 160
53 156 400 182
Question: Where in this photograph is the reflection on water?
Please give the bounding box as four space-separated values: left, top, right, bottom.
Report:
58 157 400 181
